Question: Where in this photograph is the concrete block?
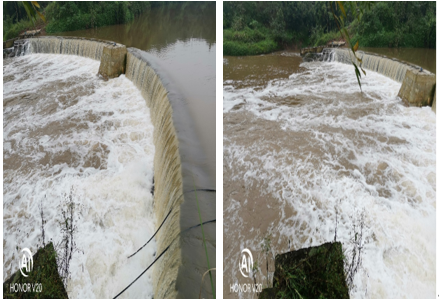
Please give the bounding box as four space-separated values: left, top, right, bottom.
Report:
398 68 436 107
98 44 127 80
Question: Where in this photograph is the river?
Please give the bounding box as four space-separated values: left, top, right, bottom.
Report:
4 54 156 298
223 50 435 299
48 5 216 184
3 5 215 299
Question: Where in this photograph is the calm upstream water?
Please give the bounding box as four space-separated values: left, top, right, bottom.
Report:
4 54 156 298
48 6 216 182
223 51 435 298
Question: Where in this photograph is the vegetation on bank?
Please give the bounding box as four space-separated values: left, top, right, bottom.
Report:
224 1 436 56
3 1 215 41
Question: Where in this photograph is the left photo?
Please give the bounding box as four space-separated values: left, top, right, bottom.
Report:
3 1 216 299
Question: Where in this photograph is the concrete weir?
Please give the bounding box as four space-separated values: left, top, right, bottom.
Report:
16 36 216 298
323 48 436 111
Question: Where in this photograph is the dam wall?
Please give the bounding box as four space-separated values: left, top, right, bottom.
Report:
326 48 436 110
19 37 215 298
126 49 216 299
26 36 119 60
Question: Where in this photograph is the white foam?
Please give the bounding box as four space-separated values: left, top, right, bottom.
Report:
223 60 436 298
4 54 156 298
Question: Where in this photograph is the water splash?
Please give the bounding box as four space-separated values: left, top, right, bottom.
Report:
326 48 433 83
223 56 435 298
3 54 156 298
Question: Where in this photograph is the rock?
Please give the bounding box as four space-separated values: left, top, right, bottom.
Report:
303 52 322 62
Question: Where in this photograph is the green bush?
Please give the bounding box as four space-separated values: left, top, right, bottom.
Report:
224 39 277 56
45 1 149 34
4 19 33 41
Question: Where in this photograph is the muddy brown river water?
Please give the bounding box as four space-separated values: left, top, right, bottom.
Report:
223 51 435 299
4 54 156 298
49 5 216 184
4 5 216 299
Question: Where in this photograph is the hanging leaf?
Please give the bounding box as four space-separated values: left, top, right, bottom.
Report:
337 1 347 18
22 1 37 25
353 41 359 52
361 67 366 76
353 63 362 92
36 10 46 23
342 28 350 41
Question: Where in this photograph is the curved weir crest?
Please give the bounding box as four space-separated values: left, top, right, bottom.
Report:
325 48 436 109
327 48 410 82
126 49 216 299
7 36 215 298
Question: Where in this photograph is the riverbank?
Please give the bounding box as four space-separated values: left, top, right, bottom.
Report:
4 2 215 41
223 1 435 56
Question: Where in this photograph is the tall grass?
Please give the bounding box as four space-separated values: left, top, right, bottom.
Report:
194 181 215 299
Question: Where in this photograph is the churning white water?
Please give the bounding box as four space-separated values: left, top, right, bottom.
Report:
3 54 156 298
223 57 435 298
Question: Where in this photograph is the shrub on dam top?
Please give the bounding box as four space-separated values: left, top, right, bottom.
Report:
3 242 68 299
259 242 349 299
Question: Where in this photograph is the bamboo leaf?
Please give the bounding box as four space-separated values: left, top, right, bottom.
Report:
361 67 367 76
22 2 36 25
337 1 347 18
353 63 362 92
36 10 46 23
31 1 40 8
342 28 350 41
353 41 359 52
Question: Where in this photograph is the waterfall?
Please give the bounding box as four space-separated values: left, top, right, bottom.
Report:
27 36 109 61
17 37 215 298
125 49 215 299
326 48 429 83
125 50 184 298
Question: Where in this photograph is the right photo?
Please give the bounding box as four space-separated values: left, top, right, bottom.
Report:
223 1 436 299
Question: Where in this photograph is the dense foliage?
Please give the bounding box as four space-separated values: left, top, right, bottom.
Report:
3 1 214 40
224 1 436 56
353 1 436 48
44 1 151 33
